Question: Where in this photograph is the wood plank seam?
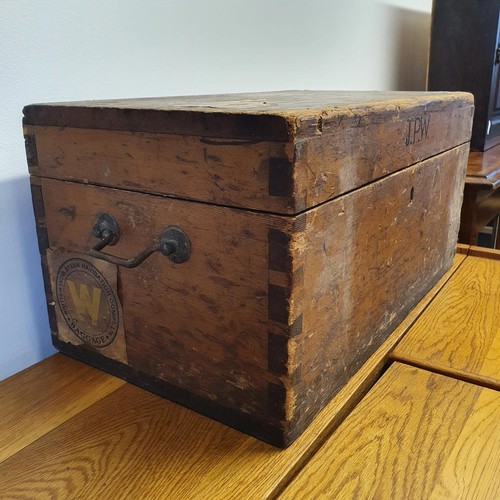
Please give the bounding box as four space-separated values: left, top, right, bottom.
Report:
27 141 472 219
270 355 419 499
390 355 500 392
31 172 304 218
277 363 500 499
455 243 471 255
391 251 500 391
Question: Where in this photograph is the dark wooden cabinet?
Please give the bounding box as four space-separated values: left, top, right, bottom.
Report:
428 0 500 151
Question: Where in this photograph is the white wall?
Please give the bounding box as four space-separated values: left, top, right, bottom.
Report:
0 0 431 380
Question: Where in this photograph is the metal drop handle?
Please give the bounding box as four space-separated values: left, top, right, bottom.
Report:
90 213 190 268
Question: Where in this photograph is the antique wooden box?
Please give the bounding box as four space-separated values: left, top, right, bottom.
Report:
24 91 473 446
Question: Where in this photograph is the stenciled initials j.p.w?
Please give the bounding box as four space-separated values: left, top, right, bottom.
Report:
405 115 431 146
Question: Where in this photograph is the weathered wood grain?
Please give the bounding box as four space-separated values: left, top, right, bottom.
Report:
24 91 473 214
0 354 124 463
23 90 472 139
286 144 469 438
293 100 473 209
279 363 500 500
392 255 500 389
40 177 290 428
26 125 294 213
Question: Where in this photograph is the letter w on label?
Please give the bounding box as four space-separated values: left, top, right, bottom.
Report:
66 280 101 326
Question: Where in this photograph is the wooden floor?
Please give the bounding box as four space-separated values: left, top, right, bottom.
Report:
0 246 498 499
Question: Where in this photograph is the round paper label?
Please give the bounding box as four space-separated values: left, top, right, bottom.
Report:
56 258 119 348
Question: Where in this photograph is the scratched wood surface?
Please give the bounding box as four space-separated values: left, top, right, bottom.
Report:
24 91 473 213
0 252 467 499
26 125 294 213
40 176 289 430
0 354 124 463
22 89 471 113
392 253 500 389
286 144 469 436
279 362 500 500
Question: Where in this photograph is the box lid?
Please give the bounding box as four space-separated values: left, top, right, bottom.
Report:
24 90 474 214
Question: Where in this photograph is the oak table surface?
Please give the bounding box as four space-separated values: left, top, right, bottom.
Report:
1 250 496 500
0 354 125 463
392 247 500 389
279 362 500 500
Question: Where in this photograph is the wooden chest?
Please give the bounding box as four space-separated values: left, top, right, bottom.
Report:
24 91 473 446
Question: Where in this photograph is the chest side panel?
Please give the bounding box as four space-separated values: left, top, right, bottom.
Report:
39 178 293 424
26 125 294 213
293 101 473 210
286 143 470 439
